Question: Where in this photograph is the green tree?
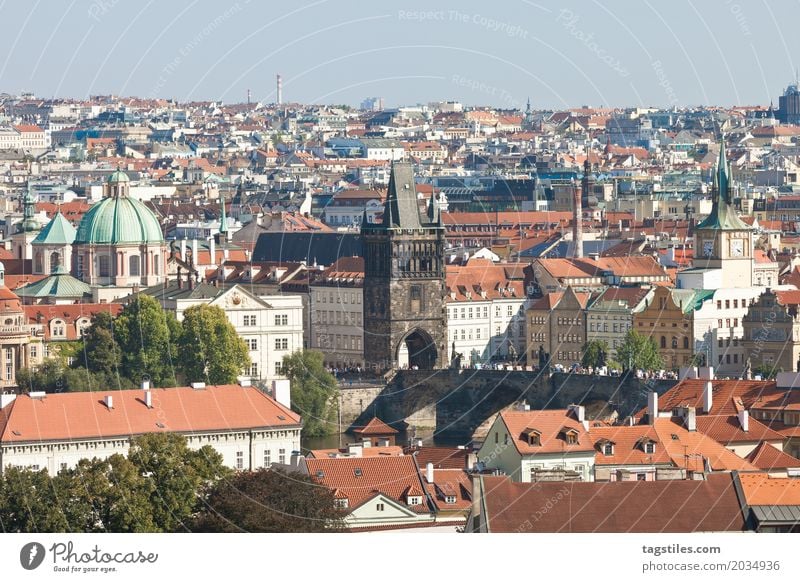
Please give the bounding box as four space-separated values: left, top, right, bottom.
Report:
192 468 345 532
54 455 158 532
581 339 610 368
80 311 122 375
177 304 249 385
0 467 69 532
15 361 134 394
115 295 178 387
754 364 781 380
282 350 339 437
126 433 228 532
616 329 664 372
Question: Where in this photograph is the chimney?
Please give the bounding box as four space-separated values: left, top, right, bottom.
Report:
573 180 583 259
191 239 199 265
104 395 113 409
209 236 216 267
144 391 152 409
177 267 183 289
702 381 713 413
685 406 696 431
180 238 187 262
141 378 150 391
568 404 585 422
0 393 17 408
347 442 363 457
426 462 435 484
738 409 749 432
647 391 658 425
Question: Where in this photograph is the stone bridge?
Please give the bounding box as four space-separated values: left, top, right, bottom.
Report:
341 370 676 441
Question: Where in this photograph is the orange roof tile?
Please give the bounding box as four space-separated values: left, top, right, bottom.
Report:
352 416 398 436
306 456 430 513
739 473 800 506
745 442 800 471
0 385 300 443
500 409 594 455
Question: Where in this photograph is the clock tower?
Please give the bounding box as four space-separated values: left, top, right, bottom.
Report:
693 138 754 288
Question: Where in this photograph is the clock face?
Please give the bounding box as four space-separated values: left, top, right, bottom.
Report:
703 240 714 257
731 240 744 257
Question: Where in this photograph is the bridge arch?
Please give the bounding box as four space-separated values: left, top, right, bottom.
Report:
396 328 437 370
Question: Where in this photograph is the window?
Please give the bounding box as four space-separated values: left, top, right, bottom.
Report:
129 255 140 277
235 451 244 470
376 503 385 512
30 345 37 359
275 361 284 375
243 315 257 326
275 338 288 350
246 338 258 350
334 498 349 509
445 495 457 504
59 462 67 473
264 449 271 467
636 473 647 481
98 254 111 277
250 362 258 376
279 449 286 464
644 442 655 454
603 442 614 456
274 314 288 326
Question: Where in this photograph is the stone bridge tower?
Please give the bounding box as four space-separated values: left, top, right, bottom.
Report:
362 162 447 373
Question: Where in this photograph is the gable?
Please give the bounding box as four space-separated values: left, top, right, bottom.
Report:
209 284 272 310
348 492 425 519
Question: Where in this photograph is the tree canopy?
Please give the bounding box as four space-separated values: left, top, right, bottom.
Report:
177 304 250 385
0 433 229 533
616 329 664 372
192 468 345 532
581 339 610 369
282 350 339 437
114 295 179 387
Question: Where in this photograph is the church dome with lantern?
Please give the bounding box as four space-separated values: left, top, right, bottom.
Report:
71 170 167 290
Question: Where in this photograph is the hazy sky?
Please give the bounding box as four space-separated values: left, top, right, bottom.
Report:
0 0 797 109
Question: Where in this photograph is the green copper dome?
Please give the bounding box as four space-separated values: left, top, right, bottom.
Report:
107 170 131 183
74 196 163 245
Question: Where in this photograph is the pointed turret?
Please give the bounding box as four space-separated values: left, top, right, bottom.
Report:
695 136 750 231
376 162 422 229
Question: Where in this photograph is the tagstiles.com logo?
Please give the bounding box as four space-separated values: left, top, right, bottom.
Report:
19 541 158 574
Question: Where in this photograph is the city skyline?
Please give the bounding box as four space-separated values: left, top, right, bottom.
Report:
1 0 799 109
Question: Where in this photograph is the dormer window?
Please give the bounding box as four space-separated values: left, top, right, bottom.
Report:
603 442 614 456
522 427 541 446
407 495 422 506
644 442 656 454
560 428 579 445
334 498 349 509
445 495 457 504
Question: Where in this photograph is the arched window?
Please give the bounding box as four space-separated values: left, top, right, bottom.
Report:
660 336 667 349
50 251 60 270
129 255 140 277
34 251 43 273
98 255 111 277
671 337 678 349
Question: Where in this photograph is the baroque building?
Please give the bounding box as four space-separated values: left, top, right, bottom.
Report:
71 170 167 301
362 163 447 372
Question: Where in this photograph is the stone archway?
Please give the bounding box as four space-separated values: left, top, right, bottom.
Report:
396 328 437 370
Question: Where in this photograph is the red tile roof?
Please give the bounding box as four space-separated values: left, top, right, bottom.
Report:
694 415 786 445
480 473 747 532
352 417 398 436
499 409 594 455
745 442 800 471
0 385 300 443
423 468 472 511
408 446 468 470
647 379 786 417
306 455 430 513
739 473 800 506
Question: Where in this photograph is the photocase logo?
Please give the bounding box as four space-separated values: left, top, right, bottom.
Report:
20 542 46 570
